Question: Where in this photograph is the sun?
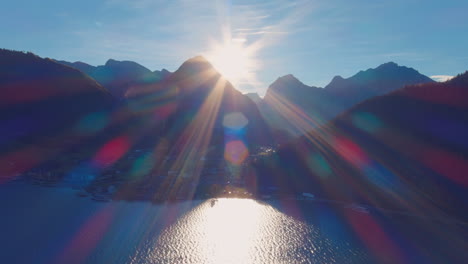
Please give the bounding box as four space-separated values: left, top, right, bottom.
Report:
206 39 255 86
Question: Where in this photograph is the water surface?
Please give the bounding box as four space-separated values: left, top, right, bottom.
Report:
0 182 465 263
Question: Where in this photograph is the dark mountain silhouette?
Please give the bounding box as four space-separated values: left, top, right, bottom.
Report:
326 61 434 102
127 56 271 148
153 68 171 81
260 62 434 136
260 74 339 135
253 71 468 224
0 49 113 134
57 59 171 98
89 56 273 200
0 49 116 181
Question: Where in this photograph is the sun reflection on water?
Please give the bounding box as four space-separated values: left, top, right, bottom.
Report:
199 199 262 263
145 198 367 264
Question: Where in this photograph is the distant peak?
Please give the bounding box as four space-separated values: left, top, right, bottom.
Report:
325 75 346 88
175 56 216 75
185 55 211 64
279 74 298 80
331 75 344 82
376 61 399 70
104 59 141 67
268 74 316 92
105 59 118 66
73 61 92 66
102 59 151 75
155 68 171 74
273 74 302 85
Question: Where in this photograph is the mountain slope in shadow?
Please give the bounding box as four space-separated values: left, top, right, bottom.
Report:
0 49 117 182
253 71 468 220
0 49 114 141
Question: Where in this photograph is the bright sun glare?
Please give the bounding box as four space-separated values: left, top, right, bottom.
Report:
206 39 256 87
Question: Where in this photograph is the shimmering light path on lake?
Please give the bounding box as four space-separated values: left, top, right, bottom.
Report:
141 198 367 263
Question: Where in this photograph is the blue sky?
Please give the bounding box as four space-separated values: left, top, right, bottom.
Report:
1 0 467 95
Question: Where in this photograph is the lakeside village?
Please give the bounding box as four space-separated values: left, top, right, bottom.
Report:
13 145 315 202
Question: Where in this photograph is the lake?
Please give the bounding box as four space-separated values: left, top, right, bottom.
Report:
0 182 466 263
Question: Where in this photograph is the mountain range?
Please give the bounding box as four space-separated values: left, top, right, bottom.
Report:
258 62 434 136
121 55 272 163
57 59 171 98
1 48 467 213
0 50 272 200
56 56 435 142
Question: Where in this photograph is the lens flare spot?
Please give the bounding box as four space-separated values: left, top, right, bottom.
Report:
351 112 383 134
93 136 130 168
153 102 177 121
420 148 468 187
55 205 115 264
130 152 155 179
306 153 332 178
363 161 398 190
224 140 249 165
223 112 249 130
75 111 109 134
345 210 404 263
333 137 368 167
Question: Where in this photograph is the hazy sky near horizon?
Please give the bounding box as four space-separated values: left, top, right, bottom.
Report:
1 0 467 95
